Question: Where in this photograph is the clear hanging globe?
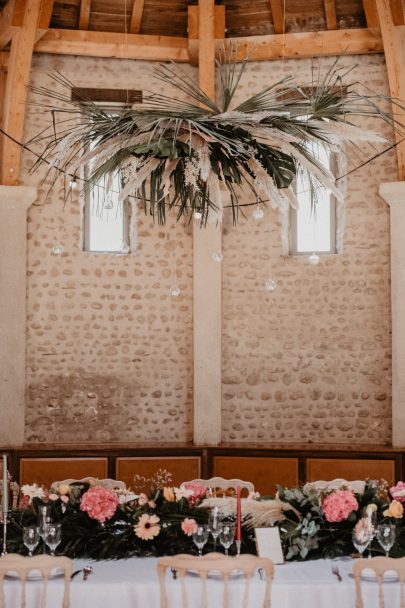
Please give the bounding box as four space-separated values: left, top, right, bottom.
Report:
252 206 264 220
308 253 320 265
212 251 223 262
69 179 78 190
52 242 64 256
265 278 277 292
194 211 202 220
169 285 181 297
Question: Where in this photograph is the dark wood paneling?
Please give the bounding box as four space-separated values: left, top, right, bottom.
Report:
116 456 201 491
71 88 142 103
213 456 299 495
306 458 396 484
20 458 109 488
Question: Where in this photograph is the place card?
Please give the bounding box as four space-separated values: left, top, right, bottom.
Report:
254 527 284 564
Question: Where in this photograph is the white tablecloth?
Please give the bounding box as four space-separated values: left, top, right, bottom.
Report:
2 556 402 607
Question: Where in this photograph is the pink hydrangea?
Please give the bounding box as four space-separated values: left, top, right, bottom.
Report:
390 481 405 503
322 490 359 523
181 483 207 506
80 486 119 523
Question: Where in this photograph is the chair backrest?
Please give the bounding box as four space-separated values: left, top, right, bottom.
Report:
51 477 126 491
0 553 72 608
157 552 273 608
353 556 405 608
303 479 366 495
182 478 254 495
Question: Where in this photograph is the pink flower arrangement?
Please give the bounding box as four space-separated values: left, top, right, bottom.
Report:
390 481 405 503
180 483 207 506
80 486 119 523
322 490 359 523
181 518 198 536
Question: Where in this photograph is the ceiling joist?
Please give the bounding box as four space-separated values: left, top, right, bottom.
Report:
324 0 338 29
78 0 91 30
268 0 285 34
129 0 144 34
363 0 379 27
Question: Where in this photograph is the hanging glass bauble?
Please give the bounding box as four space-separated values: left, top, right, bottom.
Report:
52 242 64 256
194 211 202 221
169 285 181 297
265 278 277 292
212 251 223 262
103 199 114 210
69 178 78 190
252 206 264 221
308 253 320 265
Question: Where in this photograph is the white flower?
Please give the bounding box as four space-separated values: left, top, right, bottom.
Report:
247 491 261 500
118 492 138 505
21 484 46 503
174 487 194 501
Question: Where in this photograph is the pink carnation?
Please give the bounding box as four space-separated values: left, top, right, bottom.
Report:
390 481 405 503
80 486 119 523
322 490 359 523
181 518 198 536
181 483 207 506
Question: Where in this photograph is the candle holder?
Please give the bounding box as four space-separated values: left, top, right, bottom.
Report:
0 511 8 557
235 539 241 557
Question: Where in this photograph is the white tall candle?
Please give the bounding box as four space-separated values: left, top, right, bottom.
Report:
2 455 8 513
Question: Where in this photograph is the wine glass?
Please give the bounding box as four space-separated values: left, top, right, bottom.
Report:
219 523 235 556
208 508 223 551
44 523 62 556
376 524 396 557
192 524 209 557
352 519 374 557
38 504 52 553
23 526 40 557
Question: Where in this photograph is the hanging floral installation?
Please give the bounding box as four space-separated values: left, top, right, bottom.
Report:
29 49 401 226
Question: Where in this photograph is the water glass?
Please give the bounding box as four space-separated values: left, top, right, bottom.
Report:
192 524 209 557
208 508 223 550
352 519 374 556
376 523 396 557
38 504 52 552
44 523 62 556
219 523 235 556
23 526 40 557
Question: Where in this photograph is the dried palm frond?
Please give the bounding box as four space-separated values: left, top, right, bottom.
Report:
28 52 404 225
200 497 300 527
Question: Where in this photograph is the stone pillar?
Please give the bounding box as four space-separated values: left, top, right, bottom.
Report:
379 181 405 447
0 186 37 446
193 223 222 445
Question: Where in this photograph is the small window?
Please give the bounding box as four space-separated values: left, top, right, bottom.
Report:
290 144 336 255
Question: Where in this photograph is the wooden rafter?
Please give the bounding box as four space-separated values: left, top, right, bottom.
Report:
363 0 379 27
1 0 42 185
390 0 404 24
78 0 91 30
324 0 337 29
129 0 144 34
268 0 284 34
375 0 405 179
0 0 21 49
188 4 225 66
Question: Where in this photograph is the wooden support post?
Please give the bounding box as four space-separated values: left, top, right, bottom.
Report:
130 0 145 34
187 5 225 66
78 0 91 30
375 0 405 179
193 0 222 445
269 0 284 34
1 0 42 185
324 0 337 29
363 0 379 27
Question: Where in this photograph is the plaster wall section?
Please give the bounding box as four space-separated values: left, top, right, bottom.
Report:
221 55 395 445
21 55 195 444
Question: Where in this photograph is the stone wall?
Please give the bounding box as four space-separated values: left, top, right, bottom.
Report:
20 53 395 445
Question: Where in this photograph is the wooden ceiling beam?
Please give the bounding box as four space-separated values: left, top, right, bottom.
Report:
0 0 21 49
390 0 404 25
1 0 42 184
129 0 144 34
363 0 379 28
324 0 337 29
34 29 190 61
188 5 225 66
78 0 91 30
374 0 405 179
268 0 285 34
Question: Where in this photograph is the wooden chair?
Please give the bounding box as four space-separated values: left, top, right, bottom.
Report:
0 553 73 608
182 477 255 496
353 556 405 608
51 477 126 491
157 552 273 608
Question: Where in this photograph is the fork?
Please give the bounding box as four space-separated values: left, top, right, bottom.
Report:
332 566 342 582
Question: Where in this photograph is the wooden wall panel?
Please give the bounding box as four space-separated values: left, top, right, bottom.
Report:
19 458 108 488
306 458 396 484
116 457 201 492
212 456 299 495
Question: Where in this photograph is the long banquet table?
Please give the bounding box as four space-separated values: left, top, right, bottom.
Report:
2 556 402 607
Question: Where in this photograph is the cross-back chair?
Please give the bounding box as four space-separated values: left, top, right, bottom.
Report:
182 477 254 497
157 552 273 608
51 477 126 491
0 553 73 608
353 556 405 608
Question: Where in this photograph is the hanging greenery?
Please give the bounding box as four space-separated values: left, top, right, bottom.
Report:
29 49 402 225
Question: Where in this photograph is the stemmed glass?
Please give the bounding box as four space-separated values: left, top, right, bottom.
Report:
376 524 396 557
352 518 374 557
38 504 52 553
23 526 40 557
219 524 235 556
44 523 62 556
192 524 209 557
208 508 223 552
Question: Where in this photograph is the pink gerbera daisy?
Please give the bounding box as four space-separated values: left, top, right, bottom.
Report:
134 514 161 541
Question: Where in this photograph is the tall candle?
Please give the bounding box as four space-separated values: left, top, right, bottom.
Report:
2 455 8 513
235 486 242 541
